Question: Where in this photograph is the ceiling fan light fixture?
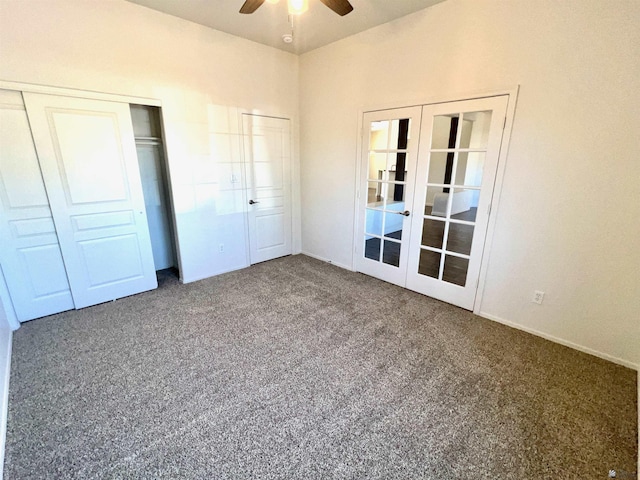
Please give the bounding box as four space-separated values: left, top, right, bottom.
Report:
288 0 308 15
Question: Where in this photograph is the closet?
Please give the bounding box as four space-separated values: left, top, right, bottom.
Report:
0 89 169 322
130 105 176 272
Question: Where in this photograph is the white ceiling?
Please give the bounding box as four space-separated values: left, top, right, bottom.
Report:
126 0 447 55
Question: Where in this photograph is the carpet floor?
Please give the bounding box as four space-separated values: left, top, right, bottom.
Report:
4 255 638 479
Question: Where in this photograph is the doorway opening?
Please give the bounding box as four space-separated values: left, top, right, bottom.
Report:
130 105 179 281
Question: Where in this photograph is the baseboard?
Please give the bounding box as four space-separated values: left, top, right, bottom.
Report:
180 263 250 284
478 311 639 372
0 329 12 480
299 251 353 272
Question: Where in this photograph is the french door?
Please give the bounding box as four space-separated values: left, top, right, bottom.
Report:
355 106 422 286
356 96 508 310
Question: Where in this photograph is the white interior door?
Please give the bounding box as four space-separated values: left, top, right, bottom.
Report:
0 89 74 321
23 92 157 309
242 114 292 264
355 107 422 287
355 96 509 310
405 96 508 309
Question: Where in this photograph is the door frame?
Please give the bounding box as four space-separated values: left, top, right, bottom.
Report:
352 86 519 314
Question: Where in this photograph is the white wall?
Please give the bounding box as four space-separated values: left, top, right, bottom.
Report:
0 0 300 284
299 0 640 368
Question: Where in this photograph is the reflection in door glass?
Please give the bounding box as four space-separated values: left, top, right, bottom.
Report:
443 255 469 286
418 249 440 279
383 240 401 267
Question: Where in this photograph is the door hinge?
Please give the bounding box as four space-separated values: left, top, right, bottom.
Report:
503 116 507 129
487 203 492 216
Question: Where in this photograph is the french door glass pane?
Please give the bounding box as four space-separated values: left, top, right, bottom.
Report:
426 186 450 217
461 110 492 149
443 255 469 286
455 152 485 187
368 152 387 179
446 223 474 255
418 249 440 278
369 121 389 150
386 153 406 176
380 182 406 204
384 212 403 240
421 218 445 249
383 240 401 267
427 152 450 184
369 119 411 150
449 188 478 222
365 236 381 261
365 208 382 236
431 114 459 149
367 181 382 206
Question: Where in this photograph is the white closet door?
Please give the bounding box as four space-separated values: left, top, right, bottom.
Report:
243 114 292 264
0 90 74 321
23 93 157 309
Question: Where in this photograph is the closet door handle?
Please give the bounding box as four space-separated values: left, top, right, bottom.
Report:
249 199 259 205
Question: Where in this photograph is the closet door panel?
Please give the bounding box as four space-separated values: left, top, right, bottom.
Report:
0 90 74 321
23 93 157 309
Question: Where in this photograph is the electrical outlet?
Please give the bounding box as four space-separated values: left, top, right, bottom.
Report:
532 290 545 305
218 244 224 253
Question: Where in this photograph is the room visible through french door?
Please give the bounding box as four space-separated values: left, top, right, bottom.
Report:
356 96 509 310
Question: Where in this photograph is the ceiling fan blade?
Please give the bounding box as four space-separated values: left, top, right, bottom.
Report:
319 0 354 16
240 0 266 14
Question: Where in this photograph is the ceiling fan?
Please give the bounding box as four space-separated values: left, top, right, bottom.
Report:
240 0 354 16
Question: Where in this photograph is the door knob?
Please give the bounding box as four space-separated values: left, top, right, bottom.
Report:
394 210 410 216
249 199 259 205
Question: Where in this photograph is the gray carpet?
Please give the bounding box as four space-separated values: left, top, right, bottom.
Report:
4 255 638 479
